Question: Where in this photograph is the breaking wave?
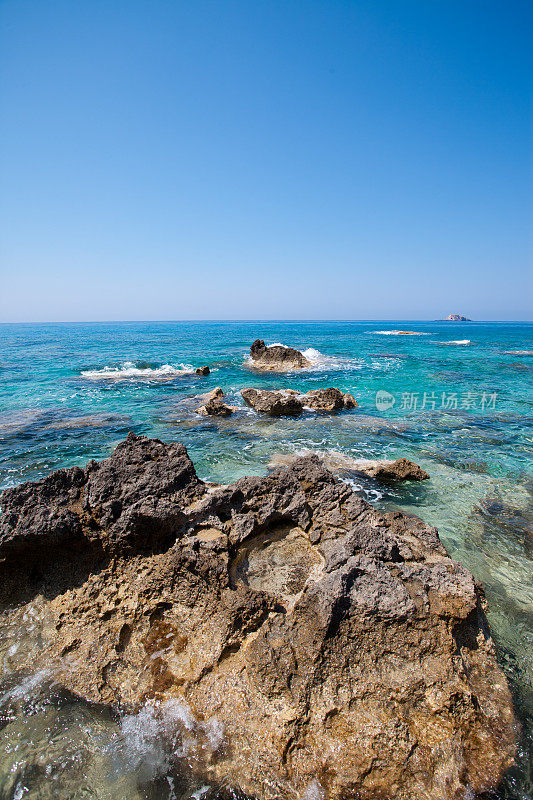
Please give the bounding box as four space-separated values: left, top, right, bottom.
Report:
438 339 471 345
81 361 195 380
370 330 430 336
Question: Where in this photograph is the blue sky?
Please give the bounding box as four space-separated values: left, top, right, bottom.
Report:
0 0 531 321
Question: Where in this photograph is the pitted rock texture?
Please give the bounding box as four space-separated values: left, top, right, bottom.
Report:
241 387 356 416
249 339 310 371
0 434 516 800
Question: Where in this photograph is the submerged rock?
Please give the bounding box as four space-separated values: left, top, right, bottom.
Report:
249 339 310 371
241 387 356 416
0 434 516 800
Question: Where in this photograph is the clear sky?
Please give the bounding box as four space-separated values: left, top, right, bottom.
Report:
0 0 531 322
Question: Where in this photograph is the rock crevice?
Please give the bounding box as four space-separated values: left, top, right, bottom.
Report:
0 433 516 799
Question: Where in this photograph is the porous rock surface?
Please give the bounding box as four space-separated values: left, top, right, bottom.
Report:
249 339 310 371
0 434 516 800
241 387 356 416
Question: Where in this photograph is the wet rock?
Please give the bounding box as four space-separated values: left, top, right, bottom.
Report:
196 398 233 417
0 435 516 800
301 387 357 411
197 387 225 402
353 457 429 482
241 388 303 416
249 339 310 371
196 366 210 376
241 387 356 416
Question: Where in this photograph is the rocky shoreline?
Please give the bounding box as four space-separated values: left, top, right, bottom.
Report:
0 433 517 799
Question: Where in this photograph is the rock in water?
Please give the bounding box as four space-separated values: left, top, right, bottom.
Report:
241 387 356 416
196 397 233 416
196 366 210 375
444 314 471 321
249 339 311 370
241 387 304 416
353 457 429 482
302 387 357 410
0 434 516 800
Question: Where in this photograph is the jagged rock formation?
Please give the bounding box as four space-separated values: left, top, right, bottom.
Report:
248 339 310 371
444 315 471 321
0 434 516 800
241 387 356 416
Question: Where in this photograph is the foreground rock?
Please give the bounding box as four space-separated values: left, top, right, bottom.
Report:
0 434 516 800
248 339 310 371
241 387 356 416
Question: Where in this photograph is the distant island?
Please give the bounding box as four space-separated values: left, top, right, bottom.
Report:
442 314 471 321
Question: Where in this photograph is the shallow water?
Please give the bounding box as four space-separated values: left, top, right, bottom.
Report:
0 320 532 798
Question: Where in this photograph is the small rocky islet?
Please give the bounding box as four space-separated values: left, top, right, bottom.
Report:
0 338 519 799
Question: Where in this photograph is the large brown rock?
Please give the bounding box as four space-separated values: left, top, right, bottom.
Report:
0 434 516 800
241 388 304 416
241 387 356 416
249 339 310 371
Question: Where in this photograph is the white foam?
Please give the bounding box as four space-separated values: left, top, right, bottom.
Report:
371 330 430 336
300 348 363 371
105 698 224 783
81 361 194 380
439 339 471 345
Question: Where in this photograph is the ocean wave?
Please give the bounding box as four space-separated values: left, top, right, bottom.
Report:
81 361 194 380
370 330 430 336
438 339 471 345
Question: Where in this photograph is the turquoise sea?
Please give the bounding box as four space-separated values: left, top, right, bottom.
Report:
0 320 532 799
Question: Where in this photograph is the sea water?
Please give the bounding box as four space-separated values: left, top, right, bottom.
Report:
0 320 532 799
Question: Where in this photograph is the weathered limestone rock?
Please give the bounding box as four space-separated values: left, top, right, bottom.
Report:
241 387 356 416
302 387 357 411
0 434 516 800
241 388 303 416
198 387 225 402
249 339 310 371
353 457 430 482
197 398 233 417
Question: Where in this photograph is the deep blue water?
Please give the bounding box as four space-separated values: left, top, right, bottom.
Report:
0 320 532 798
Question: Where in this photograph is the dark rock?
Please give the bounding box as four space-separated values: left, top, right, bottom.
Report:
0 436 516 800
249 339 310 371
196 366 210 376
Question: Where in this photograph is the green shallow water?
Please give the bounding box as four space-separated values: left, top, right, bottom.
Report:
0 320 532 798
